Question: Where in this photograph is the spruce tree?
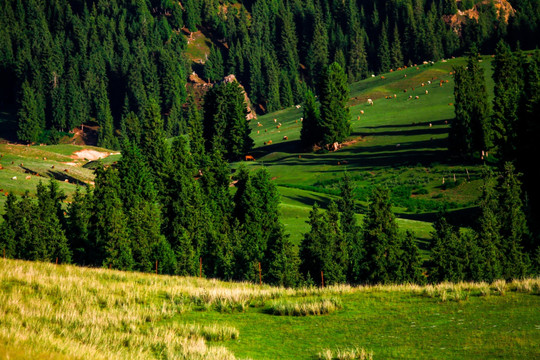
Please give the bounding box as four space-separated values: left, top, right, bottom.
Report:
339 172 363 282
400 231 424 283
498 162 529 279
67 186 93 265
475 167 503 281
361 186 402 284
318 62 351 146
90 164 134 270
492 40 520 161
140 98 170 197
17 81 42 143
300 89 322 149
300 203 341 286
430 213 464 282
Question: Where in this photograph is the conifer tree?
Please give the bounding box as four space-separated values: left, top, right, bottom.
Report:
0 194 19 259
318 62 351 146
186 94 205 165
492 40 520 160
203 80 253 161
361 186 401 284
140 98 170 196
90 164 134 270
377 20 391 73
17 81 43 143
118 139 163 272
34 181 72 263
67 186 93 265
475 167 503 281
306 6 329 84
390 23 403 69
348 30 369 82
400 231 424 283
430 213 464 282
204 45 224 82
498 162 529 278
338 172 363 282
300 89 322 149
300 203 340 286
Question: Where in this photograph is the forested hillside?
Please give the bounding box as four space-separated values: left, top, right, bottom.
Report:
1 0 539 146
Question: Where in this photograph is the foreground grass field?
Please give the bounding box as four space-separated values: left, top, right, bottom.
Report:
1 259 539 359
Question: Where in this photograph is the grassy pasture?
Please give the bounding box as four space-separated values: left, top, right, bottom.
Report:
1 259 539 359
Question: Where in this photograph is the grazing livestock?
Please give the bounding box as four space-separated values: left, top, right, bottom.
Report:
245 155 255 161
403 89 407 92
409 95 413 99
274 118 277 123
25 175 31 180
283 136 288 140
64 169 69 173
295 104 301 109
415 95 419 99
360 110 364 114
367 99 373 105
11 176 16 180
429 123 432 127
425 90 428 95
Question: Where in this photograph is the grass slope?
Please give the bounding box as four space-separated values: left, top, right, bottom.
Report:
1 259 539 359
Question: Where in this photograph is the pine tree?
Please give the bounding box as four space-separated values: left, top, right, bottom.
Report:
300 89 322 149
34 181 72 263
338 172 362 282
203 80 253 161
90 164 134 270
498 162 529 279
67 186 93 265
390 23 403 69
430 213 464 282
400 231 425 283
306 6 329 84
204 45 224 82
492 40 520 161
377 20 391 73
118 139 163 272
140 98 170 197
318 62 351 146
17 81 43 143
361 186 401 284
348 30 368 82
300 203 342 286
475 167 503 281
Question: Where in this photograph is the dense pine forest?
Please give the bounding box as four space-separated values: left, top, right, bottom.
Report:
1 0 540 145
1 0 539 287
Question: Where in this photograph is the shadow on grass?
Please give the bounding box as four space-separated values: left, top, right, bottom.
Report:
362 119 451 130
397 206 480 229
46 170 88 187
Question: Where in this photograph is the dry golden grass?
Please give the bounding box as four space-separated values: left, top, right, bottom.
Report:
268 297 342 316
0 259 242 359
318 346 373 360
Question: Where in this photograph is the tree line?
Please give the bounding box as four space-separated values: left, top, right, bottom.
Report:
2 158 537 286
449 41 540 258
2 0 540 145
